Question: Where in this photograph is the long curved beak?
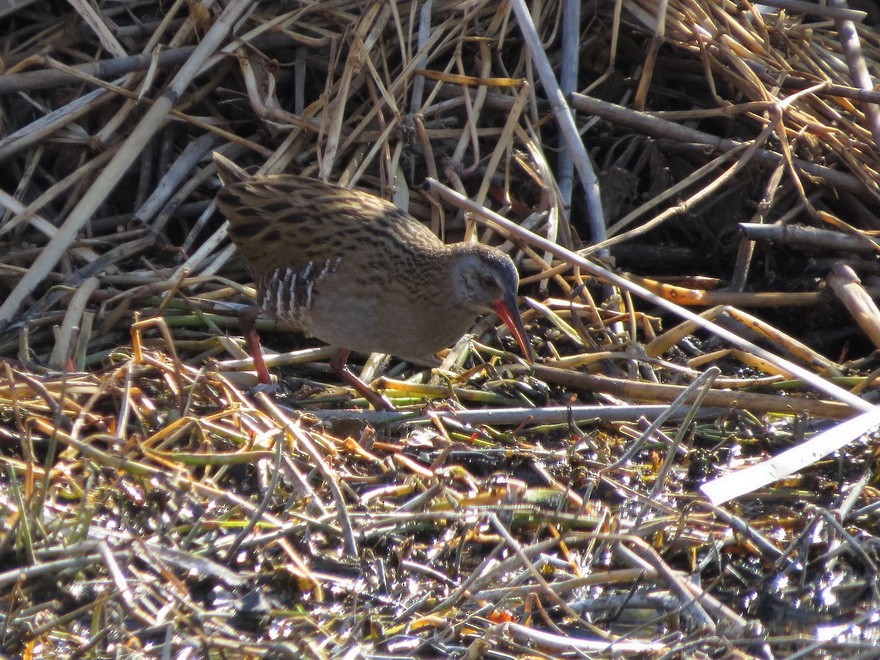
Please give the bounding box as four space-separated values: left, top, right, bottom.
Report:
493 295 535 363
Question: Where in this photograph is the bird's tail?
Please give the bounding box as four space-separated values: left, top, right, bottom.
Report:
212 151 251 186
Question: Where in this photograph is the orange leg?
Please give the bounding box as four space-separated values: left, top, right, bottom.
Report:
330 348 394 411
239 307 272 385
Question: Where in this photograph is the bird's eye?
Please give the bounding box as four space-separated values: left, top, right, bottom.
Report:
480 274 497 289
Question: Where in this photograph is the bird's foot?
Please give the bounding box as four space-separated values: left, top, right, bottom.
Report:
329 348 395 411
340 369 395 411
250 381 281 396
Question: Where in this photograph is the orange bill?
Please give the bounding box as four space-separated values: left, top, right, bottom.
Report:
493 296 535 363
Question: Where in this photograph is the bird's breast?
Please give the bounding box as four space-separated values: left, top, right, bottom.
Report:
303 282 479 358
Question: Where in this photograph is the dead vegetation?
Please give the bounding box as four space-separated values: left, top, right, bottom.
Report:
2 0 880 657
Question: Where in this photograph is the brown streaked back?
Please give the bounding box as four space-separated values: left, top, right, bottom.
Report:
212 152 444 278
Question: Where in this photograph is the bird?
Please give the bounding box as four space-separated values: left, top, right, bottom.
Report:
212 152 533 409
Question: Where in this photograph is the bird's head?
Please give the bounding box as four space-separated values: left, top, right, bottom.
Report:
451 244 534 362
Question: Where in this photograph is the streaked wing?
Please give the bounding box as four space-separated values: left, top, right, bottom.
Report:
216 172 440 277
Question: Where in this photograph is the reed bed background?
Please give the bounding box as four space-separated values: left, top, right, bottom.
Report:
2 0 880 656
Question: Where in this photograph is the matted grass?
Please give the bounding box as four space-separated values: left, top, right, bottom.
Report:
2 0 880 657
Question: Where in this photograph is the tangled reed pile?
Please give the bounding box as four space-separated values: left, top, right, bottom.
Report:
2 0 880 656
